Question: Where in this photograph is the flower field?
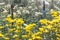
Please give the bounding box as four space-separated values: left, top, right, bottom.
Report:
0 0 60 40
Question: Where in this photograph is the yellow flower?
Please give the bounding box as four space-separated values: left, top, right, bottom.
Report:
22 35 28 38
51 10 58 17
16 18 24 25
57 37 60 40
56 34 60 37
16 26 21 29
35 32 42 36
0 26 4 30
54 16 60 19
39 19 50 25
5 24 12 27
42 25 52 30
5 24 9 26
46 25 53 30
39 27 44 32
15 29 20 33
5 17 14 23
8 28 15 33
29 39 32 40
44 29 49 33
13 34 18 38
3 37 9 40
51 19 59 23
24 23 36 32
0 33 4 37
15 38 19 40
33 36 42 40
32 34 42 40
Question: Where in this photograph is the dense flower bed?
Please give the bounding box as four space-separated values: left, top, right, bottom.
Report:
0 9 60 40
0 0 60 40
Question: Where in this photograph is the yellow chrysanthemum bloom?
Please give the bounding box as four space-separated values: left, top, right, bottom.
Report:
16 18 24 25
24 23 36 32
54 16 60 19
44 29 49 33
39 19 50 25
56 34 60 37
51 10 58 17
46 25 53 30
51 19 59 23
39 27 44 32
5 17 14 23
32 34 42 40
0 33 4 37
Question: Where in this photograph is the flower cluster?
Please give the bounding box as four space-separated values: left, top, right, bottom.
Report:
0 9 60 40
0 0 60 40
